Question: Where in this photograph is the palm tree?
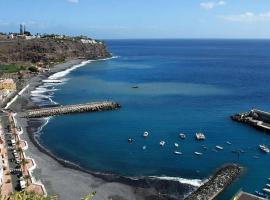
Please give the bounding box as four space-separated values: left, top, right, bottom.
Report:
81 192 96 200
21 158 29 172
23 174 31 187
17 147 23 160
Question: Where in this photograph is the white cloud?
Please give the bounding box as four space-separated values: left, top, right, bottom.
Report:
222 12 270 22
200 1 226 10
67 0 79 3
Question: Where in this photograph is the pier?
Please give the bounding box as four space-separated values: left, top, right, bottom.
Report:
184 164 241 200
231 108 270 132
22 101 121 118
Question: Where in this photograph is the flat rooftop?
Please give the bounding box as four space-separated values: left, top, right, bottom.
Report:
234 192 266 200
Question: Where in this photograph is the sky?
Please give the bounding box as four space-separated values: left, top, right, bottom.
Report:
0 0 270 39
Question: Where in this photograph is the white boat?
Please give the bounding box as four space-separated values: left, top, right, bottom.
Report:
179 133 186 139
226 141 232 145
143 131 149 137
42 79 62 83
195 132 205 140
266 184 270 188
174 151 182 155
160 141 165 146
216 146 224 150
194 152 203 155
259 144 270 153
174 143 179 148
263 188 270 194
142 145 147 150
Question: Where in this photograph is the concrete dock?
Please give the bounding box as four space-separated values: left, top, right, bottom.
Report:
185 164 242 200
231 108 270 132
22 101 120 118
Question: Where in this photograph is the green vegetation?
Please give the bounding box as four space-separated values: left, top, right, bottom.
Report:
0 64 21 73
0 191 57 200
28 66 38 73
0 191 97 200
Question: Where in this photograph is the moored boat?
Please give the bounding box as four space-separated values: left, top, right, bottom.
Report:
194 151 203 155
226 141 232 145
195 132 205 140
128 138 134 143
216 145 224 150
142 145 147 150
259 144 270 153
160 140 165 146
174 151 182 155
179 133 186 139
174 143 179 148
143 131 149 137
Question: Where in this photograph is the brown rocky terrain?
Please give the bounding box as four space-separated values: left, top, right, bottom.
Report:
0 37 111 65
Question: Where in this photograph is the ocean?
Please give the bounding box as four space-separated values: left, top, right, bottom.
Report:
30 39 270 199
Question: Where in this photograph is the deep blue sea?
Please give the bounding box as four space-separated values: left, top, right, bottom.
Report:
32 39 270 199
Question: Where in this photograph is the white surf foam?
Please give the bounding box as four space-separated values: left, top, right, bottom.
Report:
149 176 204 187
48 60 92 80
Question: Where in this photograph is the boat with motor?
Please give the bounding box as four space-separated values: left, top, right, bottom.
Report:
143 131 149 137
259 144 270 153
255 191 268 198
160 141 165 146
174 151 182 155
194 152 203 155
128 138 134 143
263 188 270 194
195 132 205 140
174 143 179 148
179 133 186 139
216 145 224 150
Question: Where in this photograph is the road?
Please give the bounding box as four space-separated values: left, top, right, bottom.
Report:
0 112 22 191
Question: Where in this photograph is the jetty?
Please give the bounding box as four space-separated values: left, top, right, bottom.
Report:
231 108 270 132
22 101 120 118
184 164 241 200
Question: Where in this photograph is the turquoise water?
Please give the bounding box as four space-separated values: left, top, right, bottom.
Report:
33 40 270 199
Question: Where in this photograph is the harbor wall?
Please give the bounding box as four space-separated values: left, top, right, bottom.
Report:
22 101 120 118
184 164 242 200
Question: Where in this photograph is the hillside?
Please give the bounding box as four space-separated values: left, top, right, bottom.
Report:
0 37 111 66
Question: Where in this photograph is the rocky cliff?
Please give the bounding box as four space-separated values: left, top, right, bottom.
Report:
0 37 111 65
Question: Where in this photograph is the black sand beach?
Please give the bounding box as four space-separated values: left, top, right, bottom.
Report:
8 59 197 200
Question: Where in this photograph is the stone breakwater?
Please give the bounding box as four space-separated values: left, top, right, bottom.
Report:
185 164 242 200
22 101 121 118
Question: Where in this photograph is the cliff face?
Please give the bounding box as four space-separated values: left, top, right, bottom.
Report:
0 38 111 65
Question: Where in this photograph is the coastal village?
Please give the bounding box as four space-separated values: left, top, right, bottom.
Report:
0 26 270 200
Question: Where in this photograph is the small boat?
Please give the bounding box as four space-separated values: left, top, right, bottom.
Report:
266 184 270 188
195 132 205 140
226 141 232 145
128 138 134 143
143 131 149 137
160 141 165 146
142 145 147 150
194 152 203 155
132 86 139 89
259 144 270 153
174 143 179 148
216 146 224 150
255 191 268 198
179 133 186 139
174 151 182 155
263 188 270 194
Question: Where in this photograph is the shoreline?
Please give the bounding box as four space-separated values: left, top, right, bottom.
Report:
8 58 198 199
